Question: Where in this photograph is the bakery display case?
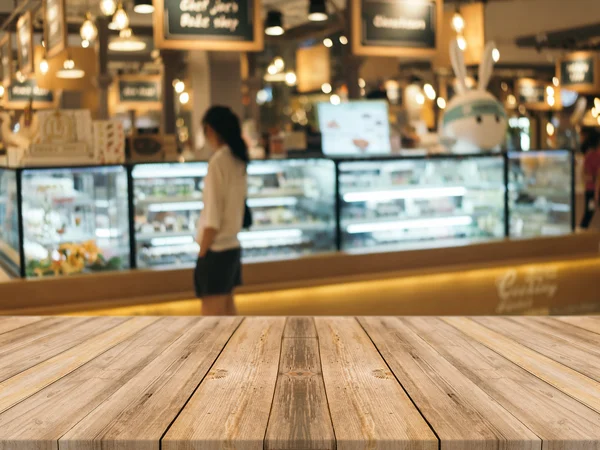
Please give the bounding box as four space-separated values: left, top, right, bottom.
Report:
0 168 20 276
508 150 574 237
132 158 336 268
19 166 130 278
338 155 506 252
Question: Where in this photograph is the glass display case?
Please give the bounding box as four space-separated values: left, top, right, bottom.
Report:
508 150 574 237
338 155 506 252
20 166 130 278
0 168 20 276
132 158 336 268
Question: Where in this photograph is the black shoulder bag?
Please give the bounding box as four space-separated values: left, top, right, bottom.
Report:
243 201 253 229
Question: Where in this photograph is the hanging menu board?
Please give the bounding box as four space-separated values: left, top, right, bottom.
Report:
0 34 13 87
43 0 67 58
351 0 442 57
153 0 263 51
16 11 34 76
516 78 549 110
112 75 162 111
3 78 57 109
558 52 600 94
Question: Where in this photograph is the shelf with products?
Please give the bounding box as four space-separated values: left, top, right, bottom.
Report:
508 150 573 238
0 167 20 276
338 154 507 252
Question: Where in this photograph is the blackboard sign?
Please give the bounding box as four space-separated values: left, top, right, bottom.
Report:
43 0 67 58
119 80 160 102
16 11 34 76
557 52 600 94
518 84 545 104
4 78 56 109
0 34 13 87
352 0 440 57
153 0 263 51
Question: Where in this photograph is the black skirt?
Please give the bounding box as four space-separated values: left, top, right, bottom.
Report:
194 247 242 297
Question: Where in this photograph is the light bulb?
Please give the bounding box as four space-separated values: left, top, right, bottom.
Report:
267 64 278 75
323 38 333 48
436 97 446 109
273 57 284 70
507 94 516 106
0 85 4 97
452 11 465 33
285 72 297 86
492 48 500 63
358 78 366 88
16 71 25 83
39 58 49 74
592 107 598 118
100 0 117 16
423 83 436 100
457 35 467 51
416 92 425 105
339 36 348 45
552 77 559 87
174 80 185 93
547 96 555 107
546 86 554 97
546 122 555 136
330 94 341 105
81 39 90 48
321 83 332 94
80 13 98 42
179 92 190 104
112 3 129 31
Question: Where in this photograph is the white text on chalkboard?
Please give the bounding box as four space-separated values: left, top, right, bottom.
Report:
178 0 240 31
123 86 157 98
566 61 590 83
373 15 426 31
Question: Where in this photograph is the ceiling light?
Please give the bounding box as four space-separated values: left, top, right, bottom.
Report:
507 94 516 106
81 39 90 48
424 83 436 100
546 86 555 97
174 80 185 93
0 85 4 97
111 3 129 31
457 35 467 51
179 92 189 104
546 122 554 136
330 94 341 105
437 97 446 109
321 83 332 94
100 0 117 16
416 92 425 105
339 36 348 45
451 10 465 33
492 48 500 63
273 57 284 70
308 0 327 21
16 71 26 83
501 82 508 92
547 95 555 107
358 78 366 88
108 27 146 51
265 10 284 36
323 38 333 48
57 57 85 79
267 64 278 75
80 12 98 42
134 0 154 14
552 76 559 87
285 72 297 86
39 57 49 74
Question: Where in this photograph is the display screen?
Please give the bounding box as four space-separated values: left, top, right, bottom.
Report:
317 100 392 156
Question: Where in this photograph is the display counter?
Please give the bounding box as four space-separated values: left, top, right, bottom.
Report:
0 150 575 279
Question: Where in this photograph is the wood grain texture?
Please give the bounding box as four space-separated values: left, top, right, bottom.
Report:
60 317 241 450
0 316 158 415
403 317 600 448
473 316 600 382
315 317 438 450
444 317 600 414
0 317 197 450
359 317 540 450
265 318 335 450
0 317 127 382
555 316 600 335
0 316 44 335
162 317 286 450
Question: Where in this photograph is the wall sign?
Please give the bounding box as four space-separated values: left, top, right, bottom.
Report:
0 34 13 87
352 0 442 57
153 0 263 51
43 0 67 58
557 52 600 94
16 11 34 76
4 79 55 109
112 75 162 112
515 78 556 110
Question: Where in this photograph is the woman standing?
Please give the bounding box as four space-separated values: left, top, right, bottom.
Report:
195 106 248 315
580 130 600 229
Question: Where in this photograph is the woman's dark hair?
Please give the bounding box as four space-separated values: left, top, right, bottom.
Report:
202 106 249 164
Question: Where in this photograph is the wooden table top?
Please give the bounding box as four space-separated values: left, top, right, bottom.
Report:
1 316 600 450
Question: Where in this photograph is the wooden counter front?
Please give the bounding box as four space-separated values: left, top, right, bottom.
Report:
1 316 600 449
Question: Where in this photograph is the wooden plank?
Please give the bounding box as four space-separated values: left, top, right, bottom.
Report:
283 317 317 338
0 316 128 382
0 316 45 335
0 317 199 450
0 317 82 351
519 317 600 352
265 318 335 450
0 316 158 414
359 317 540 450
555 316 600 335
473 317 600 382
404 317 600 447
59 317 241 450
315 317 438 450
443 317 600 414
162 317 286 450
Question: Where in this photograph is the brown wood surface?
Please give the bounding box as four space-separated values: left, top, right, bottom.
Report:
0 316 600 450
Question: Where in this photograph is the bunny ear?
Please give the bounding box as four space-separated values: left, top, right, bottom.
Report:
478 41 496 91
450 39 468 95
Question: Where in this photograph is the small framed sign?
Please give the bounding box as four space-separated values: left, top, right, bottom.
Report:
153 0 263 51
16 11 34 76
351 0 442 57
0 34 13 87
516 78 549 110
557 52 600 94
3 78 58 109
43 0 68 58
114 75 162 111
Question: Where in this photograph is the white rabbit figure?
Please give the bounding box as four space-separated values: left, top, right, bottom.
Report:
441 40 507 153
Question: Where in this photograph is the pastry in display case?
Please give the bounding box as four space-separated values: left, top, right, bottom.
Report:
131 159 337 268
508 150 573 237
19 166 130 277
0 168 20 275
338 155 506 252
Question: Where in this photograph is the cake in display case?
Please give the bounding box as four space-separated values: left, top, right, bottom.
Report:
132 159 336 268
338 155 506 252
508 150 573 237
20 166 130 277
0 168 20 275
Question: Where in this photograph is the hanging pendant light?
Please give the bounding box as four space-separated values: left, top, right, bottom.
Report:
109 3 129 31
81 39 90 48
265 10 284 36
80 12 98 42
134 0 154 14
39 38 48 74
451 6 465 33
308 0 328 22
100 0 117 16
108 27 146 51
57 56 85 79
